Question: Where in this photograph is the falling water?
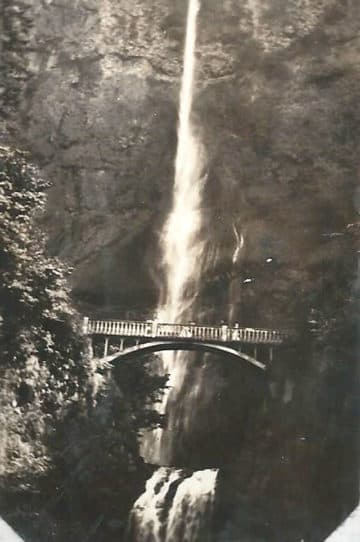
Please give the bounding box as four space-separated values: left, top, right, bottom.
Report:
128 468 218 542
129 1 218 540
159 0 205 324
142 0 207 466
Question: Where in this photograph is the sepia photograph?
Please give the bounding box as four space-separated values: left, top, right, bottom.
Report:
1 1 360 540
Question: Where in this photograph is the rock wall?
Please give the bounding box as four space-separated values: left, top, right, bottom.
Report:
2 1 360 539
4 0 360 317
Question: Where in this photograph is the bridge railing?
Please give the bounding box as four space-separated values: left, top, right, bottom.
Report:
84 318 285 345
86 319 153 337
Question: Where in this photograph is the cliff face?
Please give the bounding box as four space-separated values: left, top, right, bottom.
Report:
7 0 360 316
10 0 178 309
3 1 360 539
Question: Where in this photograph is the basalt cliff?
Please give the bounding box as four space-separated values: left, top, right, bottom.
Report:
2 1 360 540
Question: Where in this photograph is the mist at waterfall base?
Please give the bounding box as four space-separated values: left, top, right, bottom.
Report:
128 469 218 542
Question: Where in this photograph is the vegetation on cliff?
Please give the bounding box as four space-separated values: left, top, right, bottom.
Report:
0 146 165 541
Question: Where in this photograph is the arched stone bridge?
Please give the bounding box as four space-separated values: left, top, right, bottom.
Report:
83 318 288 371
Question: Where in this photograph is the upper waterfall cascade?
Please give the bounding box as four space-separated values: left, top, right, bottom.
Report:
159 0 205 325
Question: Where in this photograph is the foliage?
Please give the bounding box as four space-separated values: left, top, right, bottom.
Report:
0 146 88 415
0 146 166 541
0 1 32 121
0 146 91 539
46 358 165 542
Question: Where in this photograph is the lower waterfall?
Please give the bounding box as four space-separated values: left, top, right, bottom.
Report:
127 468 218 542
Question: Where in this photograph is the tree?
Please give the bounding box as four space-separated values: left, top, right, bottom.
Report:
0 146 166 541
48 357 166 542
0 1 32 122
0 145 88 411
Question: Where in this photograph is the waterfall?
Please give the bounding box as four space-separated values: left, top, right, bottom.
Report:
128 468 218 542
142 0 207 466
158 0 205 325
129 1 218 540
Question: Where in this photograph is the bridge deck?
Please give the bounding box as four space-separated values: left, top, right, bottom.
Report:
83 318 286 345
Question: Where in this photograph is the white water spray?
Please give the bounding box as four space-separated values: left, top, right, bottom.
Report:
128 468 218 542
142 0 207 466
159 0 205 324
129 2 218 540
232 223 245 265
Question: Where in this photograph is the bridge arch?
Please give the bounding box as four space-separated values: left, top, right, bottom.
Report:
102 340 266 371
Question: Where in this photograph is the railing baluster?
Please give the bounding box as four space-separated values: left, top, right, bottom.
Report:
84 318 286 347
